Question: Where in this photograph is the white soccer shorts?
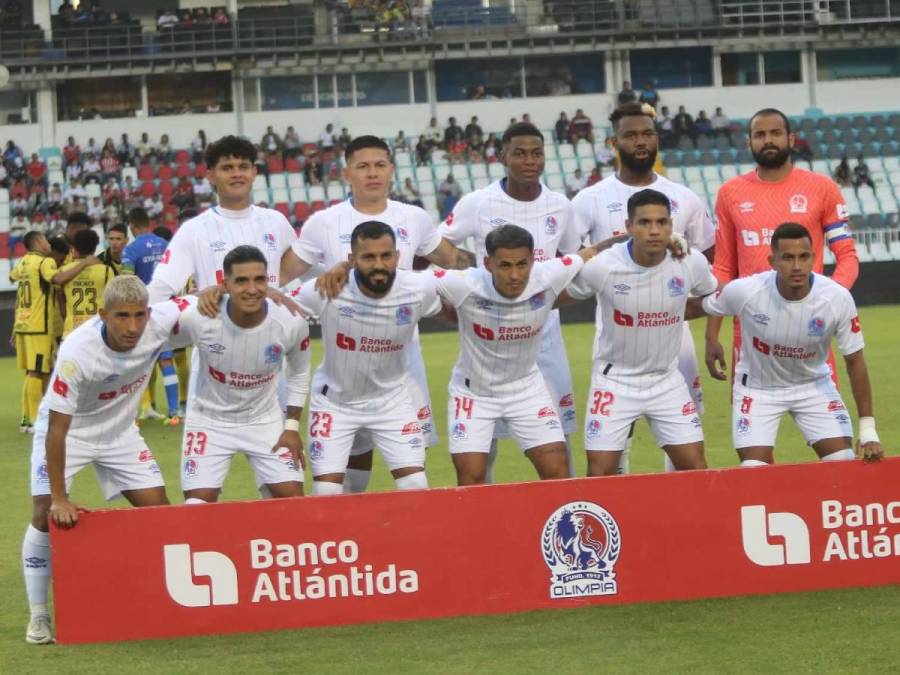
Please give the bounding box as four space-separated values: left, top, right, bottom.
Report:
31 424 164 500
677 321 704 413
583 369 704 452
307 390 426 476
447 373 566 454
180 417 302 491
732 378 854 450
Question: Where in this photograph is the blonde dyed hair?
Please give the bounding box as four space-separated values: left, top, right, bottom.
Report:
103 275 149 309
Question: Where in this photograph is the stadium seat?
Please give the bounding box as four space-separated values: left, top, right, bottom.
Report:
416 166 433 182
418 178 436 196
286 157 302 173
175 164 191 179
194 164 207 179
397 167 415 185
85 183 101 200
267 157 284 174
473 177 490 190
325 182 345 200
579 157 595 173
0 188 9 204
288 184 307 204
287 173 305 189
47 156 62 170
252 175 268 191
487 162 504 180
175 150 190 165
252 188 269 204
308 185 326 203
274 202 290 219
140 182 157 198
269 173 287 190
138 164 155 181
869 239 892 262
159 181 175 200
48 170 64 186
158 164 174 181
395 152 412 168
294 202 310 222
122 166 138 184
547 174 564 191
558 144 576 160
310 200 326 213
469 163 487 179
560 158 578 174
271 188 289 205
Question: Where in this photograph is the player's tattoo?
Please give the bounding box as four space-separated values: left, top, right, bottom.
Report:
453 248 476 270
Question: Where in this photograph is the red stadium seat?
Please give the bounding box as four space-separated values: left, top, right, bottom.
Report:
158 164 174 180
194 163 207 179
159 181 175 199
329 199 342 206
285 157 302 173
10 180 27 199
140 182 157 198
267 157 284 174
303 143 317 156
175 150 190 165
311 200 326 213
293 202 310 221
138 164 156 181
175 164 191 179
274 202 290 218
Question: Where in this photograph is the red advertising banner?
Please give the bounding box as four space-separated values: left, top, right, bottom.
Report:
52 458 900 644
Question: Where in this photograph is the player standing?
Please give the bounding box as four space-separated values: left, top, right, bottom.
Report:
573 103 716 473
279 135 472 494
706 108 858 383
694 222 881 464
21 276 191 644
98 223 126 274
295 221 444 494
435 224 598 484
438 122 583 480
59 230 114 338
562 189 718 476
173 246 310 501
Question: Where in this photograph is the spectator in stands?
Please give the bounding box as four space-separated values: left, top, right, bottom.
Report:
283 126 301 159
63 178 86 205
791 134 814 170
254 149 268 179
555 112 570 144
833 156 852 187
157 8 178 29
64 157 82 183
0 161 8 187
191 130 206 164
63 136 80 168
84 137 100 157
171 176 196 211
121 175 139 210
136 133 154 160
484 132 501 163
213 7 229 25
11 193 28 215
617 81 637 106
566 168 587 199
507 117 518 131
469 84 486 100
711 107 731 144
393 130 410 155
88 196 104 226
695 111 713 138
58 0 74 22
656 105 675 149
261 125 282 156
157 134 173 163
102 137 116 156
48 183 63 213
81 153 101 183
180 99 194 114
144 192 163 219
465 116 483 146
423 117 442 152
415 135 431 166
638 82 659 109
438 173 461 220
193 175 213 208
304 154 323 186
853 156 876 195
400 177 424 208
320 123 337 152
9 212 29 258
194 7 211 25
179 9 194 27
100 150 120 183
468 134 484 163
103 199 121 229
48 214 66 238
117 134 136 165
25 154 47 188
673 105 695 145
587 166 602 186
28 184 48 215
338 127 352 153
444 116 464 150
569 109 594 145
4 140 22 165
102 179 120 206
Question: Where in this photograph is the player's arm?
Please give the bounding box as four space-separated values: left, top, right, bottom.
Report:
821 184 859 289
46 410 85 528
844 350 882 462
425 238 476 270
275 324 310 468
555 255 605 307
147 227 194 303
706 190 738 377
50 257 95 285
279 248 313 287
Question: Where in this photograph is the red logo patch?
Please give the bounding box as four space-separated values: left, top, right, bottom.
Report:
473 324 495 340
160 249 171 264
300 336 310 351
682 401 697 416
209 366 226 383
401 422 421 435
614 310 634 327
171 297 190 311
433 269 446 278
445 212 454 226
828 400 845 412
336 333 357 351
138 449 154 463
561 256 573 266
417 406 432 420
97 391 117 400
538 407 557 418
740 396 753 415
559 394 574 407
752 337 771 355
850 316 861 333
52 376 69 397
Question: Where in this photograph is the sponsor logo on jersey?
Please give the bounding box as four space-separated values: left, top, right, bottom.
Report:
546 419 561 430
667 276 685 297
669 198 680 214
52 376 69 397
586 418 602 438
837 203 849 221
613 283 631 295
827 400 845 412
207 343 226 354
98 390 117 400
752 336 771 355
690 416 702 429
559 393 574 407
751 313 770 326
473 323 495 340
401 422 421 435
262 232 277 251
209 366 226 383
529 292 547 310
183 458 198 477
561 255 574 266
739 201 755 214
417 405 432 420
807 317 825 337
563 409 577 422
789 193 808 214
607 201 623 213
445 211 455 226
309 440 323 460
264 343 283 364
613 309 634 327
682 401 697 416
160 249 171 264
395 227 410 244
338 305 355 317
542 501 621 599
336 332 357 351
433 268 446 279
741 396 753 414
209 240 227 252
538 406 558 419
834 413 850 424
737 416 751 434
408 437 423 447
277 450 296 470
396 305 412 325
741 229 761 246
545 215 558 235
138 449 155 463
451 421 467 440
851 316 861 333
422 422 433 434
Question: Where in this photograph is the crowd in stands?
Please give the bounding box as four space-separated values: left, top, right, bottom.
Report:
0 0 23 29
834 156 878 195
156 6 230 30
56 0 129 27
333 0 431 40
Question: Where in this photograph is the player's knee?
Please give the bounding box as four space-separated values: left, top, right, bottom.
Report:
347 451 374 471
740 459 770 467
394 470 428 490
586 451 619 477
821 448 854 462
312 480 344 496
31 498 50 532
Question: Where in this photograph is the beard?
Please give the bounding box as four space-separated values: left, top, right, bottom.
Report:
618 146 657 174
357 268 396 294
752 144 791 169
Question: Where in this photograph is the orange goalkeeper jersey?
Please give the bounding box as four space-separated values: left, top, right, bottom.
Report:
713 167 859 288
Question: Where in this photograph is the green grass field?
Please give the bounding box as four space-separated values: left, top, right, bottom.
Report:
1 309 899 672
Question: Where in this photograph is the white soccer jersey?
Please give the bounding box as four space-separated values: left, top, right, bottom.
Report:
36 297 193 443
435 255 584 396
572 173 715 250
568 243 717 382
292 199 441 272
439 179 582 263
172 298 311 426
702 271 864 390
296 270 441 407
147 205 296 302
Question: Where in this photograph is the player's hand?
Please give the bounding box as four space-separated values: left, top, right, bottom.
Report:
50 497 87 529
705 340 728 380
197 285 224 318
315 261 351 299
667 232 689 259
266 287 305 317
273 430 305 470
856 440 883 463
9 333 15 350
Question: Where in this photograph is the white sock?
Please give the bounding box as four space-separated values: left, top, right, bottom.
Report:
184 497 207 504
564 436 575 478
740 459 769 467
822 448 855 462
485 439 499 484
395 471 428 490
22 525 51 616
313 480 344 496
617 436 632 475
343 469 371 494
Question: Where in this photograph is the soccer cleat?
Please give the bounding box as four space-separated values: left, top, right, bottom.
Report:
25 615 54 645
162 415 182 426
19 423 32 433
139 408 164 421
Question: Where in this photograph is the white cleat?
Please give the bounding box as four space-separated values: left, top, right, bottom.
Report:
139 408 164 421
25 615 55 645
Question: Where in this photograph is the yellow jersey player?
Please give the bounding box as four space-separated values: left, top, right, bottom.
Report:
60 229 114 339
98 223 126 275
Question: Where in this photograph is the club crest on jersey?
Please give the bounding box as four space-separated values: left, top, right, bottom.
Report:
262 232 277 251
808 317 825 337
395 227 410 244
183 458 198 477
790 193 808 214
396 305 413 325
613 283 631 295
309 440 323 460
545 216 558 235
36 462 49 484
586 419 602 438
669 198 680 214
530 292 547 310
737 416 751 434
751 313 770 326
542 501 621 599
264 343 283 363
209 240 227 252
667 276 685 297
452 422 467 440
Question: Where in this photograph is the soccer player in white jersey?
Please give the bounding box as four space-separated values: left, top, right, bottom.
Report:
562 189 718 476
295 221 447 495
691 222 883 464
279 135 472 494
438 122 584 480
435 224 605 484
573 103 716 473
172 245 311 502
21 276 192 645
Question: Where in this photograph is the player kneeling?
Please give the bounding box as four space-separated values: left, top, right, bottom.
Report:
693 222 883 465
22 276 192 645
561 189 718 476
173 245 311 502
434 224 595 484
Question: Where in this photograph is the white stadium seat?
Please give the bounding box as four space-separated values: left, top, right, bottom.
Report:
558 144 576 159
252 188 269 204
269 173 287 190
488 162 505 179
469 163 488 179
308 185 326 202
288 173 305 189
253 175 268 190
271 187 289 204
